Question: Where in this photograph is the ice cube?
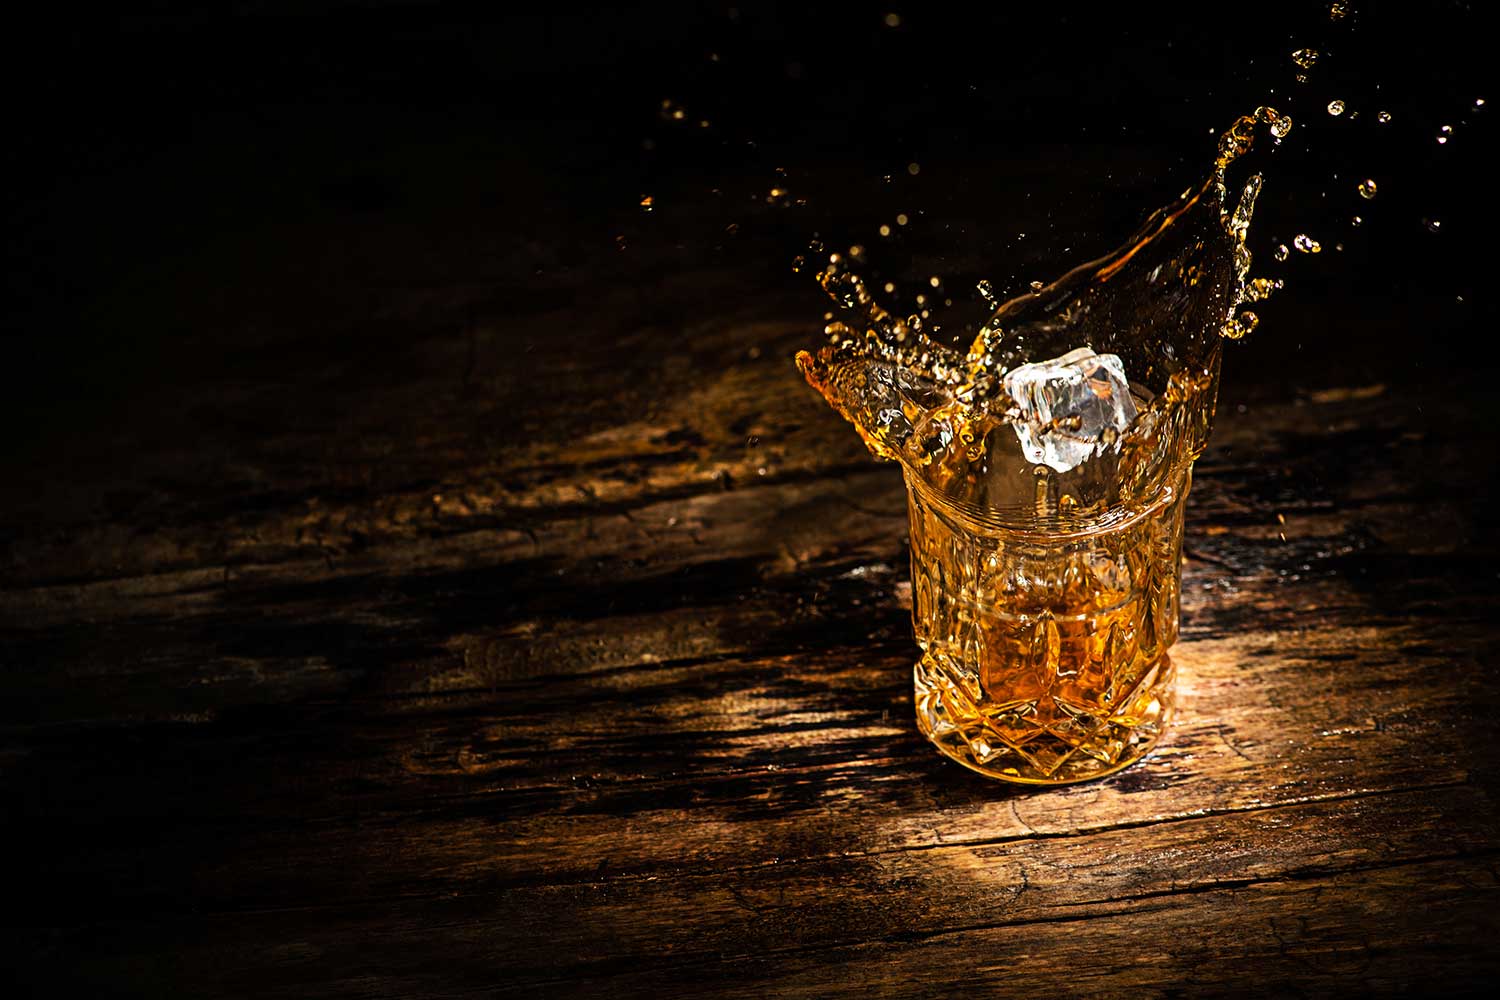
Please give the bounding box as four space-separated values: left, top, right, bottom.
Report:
1002 347 1137 473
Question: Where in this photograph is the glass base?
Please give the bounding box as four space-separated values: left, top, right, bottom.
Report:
913 652 1175 785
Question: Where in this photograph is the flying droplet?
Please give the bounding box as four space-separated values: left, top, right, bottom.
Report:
1293 234 1322 253
1291 48 1319 70
929 276 941 288
896 213 909 226
879 224 892 237
1327 100 1345 116
883 12 901 28
1377 110 1392 123
639 194 654 212
1224 311 1260 339
1477 98 1487 108
1274 243 1290 262
907 162 921 176
1029 280 1044 291
883 282 896 294
1329 2 1349 19
1357 178 1377 199
1351 215 1362 227
1245 277 1283 302
1424 218 1442 233
1270 114 1294 139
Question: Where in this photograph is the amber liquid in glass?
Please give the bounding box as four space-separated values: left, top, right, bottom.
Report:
907 468 1187 783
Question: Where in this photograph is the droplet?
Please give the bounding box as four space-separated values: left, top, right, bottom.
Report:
879 224 892 237
1029 280 1044 291
1270 114 1294 139
1291 48 1319 70
883 282 896 294
929 276 941 288
1293 233 1322 253
1327 99 1345 116
895 213 909 226
1295 73 1309 84
1274 243 1290 262
1351 215 1362 227
1329 2 1349 19
883 12 901 28
1244 277 1283 302
1424 218 1442 233
907 162 921 176
639 194 654 212
1377 110 1392 123
1357 178 1377 199
1477 98 1487 108
792 255 805 272
1224 311 1259 339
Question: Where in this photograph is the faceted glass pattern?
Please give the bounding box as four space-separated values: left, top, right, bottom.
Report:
907 470 1187 783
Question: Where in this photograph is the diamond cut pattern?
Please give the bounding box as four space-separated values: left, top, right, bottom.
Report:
907 472 1189 783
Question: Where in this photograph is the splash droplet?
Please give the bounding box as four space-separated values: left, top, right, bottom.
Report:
896 213 909 226
883 12 901 27
879 224 892 237
907 162 921 176
1424 217 1442 233
1329 2 1349 18
1224 311 1260 340
1327 100 1345 116
1274 243 1290 262
1269 113 1294 139
1351 215 1362 227
1377 110 1392 123
1293 234 1322 253
1357 178 1377 200
1244 277 1284 302
1028 280 1044 291
1291 48 1319 69
639 194 654 212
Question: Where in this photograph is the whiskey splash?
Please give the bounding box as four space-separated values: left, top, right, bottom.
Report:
795 108 1291 782
797 106 1288 526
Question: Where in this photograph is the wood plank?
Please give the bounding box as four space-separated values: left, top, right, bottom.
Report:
14 844 1496 996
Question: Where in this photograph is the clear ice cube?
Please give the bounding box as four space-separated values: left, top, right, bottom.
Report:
1002 347 1138 473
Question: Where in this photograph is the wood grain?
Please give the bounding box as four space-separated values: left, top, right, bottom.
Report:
5 252 1498 995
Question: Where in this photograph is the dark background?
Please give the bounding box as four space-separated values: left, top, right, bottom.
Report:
1 0 1490 478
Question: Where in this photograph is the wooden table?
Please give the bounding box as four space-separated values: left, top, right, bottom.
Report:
4 153 1498 994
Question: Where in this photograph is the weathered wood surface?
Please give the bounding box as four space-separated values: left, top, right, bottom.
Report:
3 195 1498 995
